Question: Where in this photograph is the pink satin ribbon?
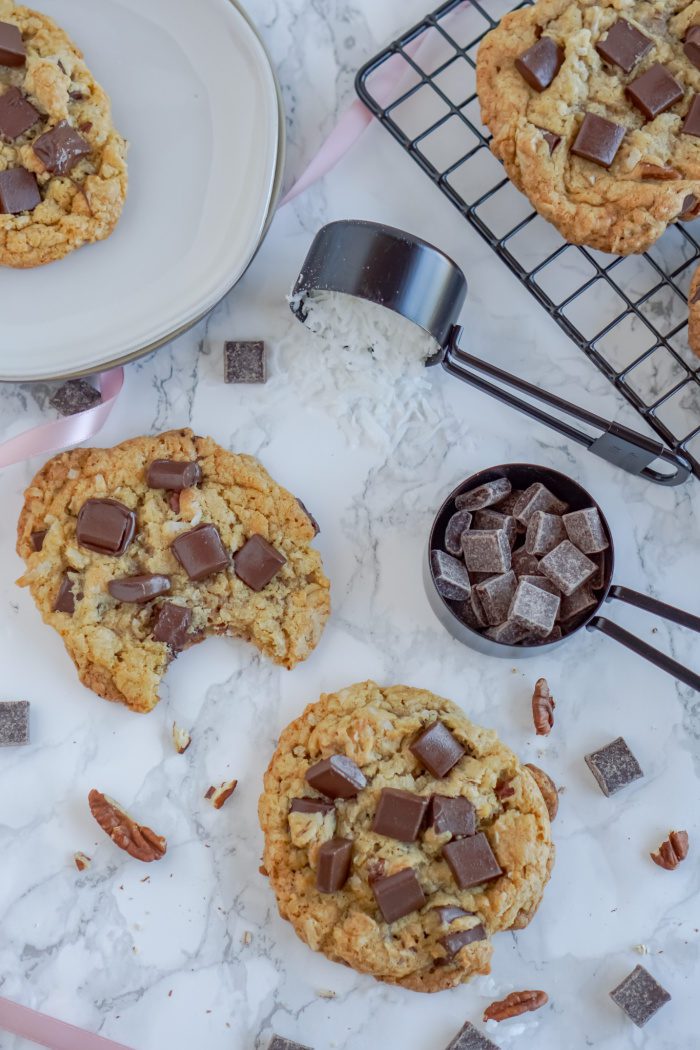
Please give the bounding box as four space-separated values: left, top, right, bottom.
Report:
0 996 134 1050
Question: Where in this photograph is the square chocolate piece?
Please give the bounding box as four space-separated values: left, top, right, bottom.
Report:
442 832 502 889
484 620 531 645
626 64 683 120
455 477 511 512
431 549 471 600
444 1021 499 1050
0 700 29 746
0 21 25 66
514 36 564 92
539 540 596 596
224 341 266 383
512 482 567 526
571 112 626 168
371 867 426 923
0 166 41 214
560 584 597 623
525 510 567 556
410 720 465 778
428 794 476 839
152 602 192 650
306 754 366 799
172 523 229 581
0 87 40 139
596 18 652 73
563 507 609 554
684 25 700 71
462 530 511 574
682 94 700 137
474 570 517 626
511 547 541 577
76 498 136 556
473 509 517 547
609 965 671 1027
268 1037 313 1050
316 837 353 893
33 121 91 175
372 788 428 842
509 579 560 637
233 534 286 591
49 379 101 417
585 736 643 796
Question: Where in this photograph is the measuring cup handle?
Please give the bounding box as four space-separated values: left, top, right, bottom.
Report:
608 585 700 633
588 616 700 692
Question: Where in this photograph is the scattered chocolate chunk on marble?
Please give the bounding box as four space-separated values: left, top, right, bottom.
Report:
268 1036 314 1050
172 523 229 581
0 700 29 745
306 754 366 798
224 340 266 383
372 787 428 842
152 603 191 650
428 794 476 838
371 866 426 923
455 477 511 512
539 540 596 596
442 832 502 889
233 534 286 591
444 1021 499 1050
609 965 671 1027
432 549 472 600
316 837 353 892
445 509 473 556
585 736 643 796
49 379 101 416
411 720 465 778
0 21 25 66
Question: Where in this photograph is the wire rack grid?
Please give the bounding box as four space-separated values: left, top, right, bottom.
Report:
356 0 700 481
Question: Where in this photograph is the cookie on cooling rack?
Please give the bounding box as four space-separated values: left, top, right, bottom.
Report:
16 430 330 712
476 0 700 255
0 0 127 267
258 681 554 992
688 263 700 357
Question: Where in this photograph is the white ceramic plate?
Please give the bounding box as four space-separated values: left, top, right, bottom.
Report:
0 0 281 381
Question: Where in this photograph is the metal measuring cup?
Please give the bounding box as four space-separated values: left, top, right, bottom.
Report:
291 219 692 486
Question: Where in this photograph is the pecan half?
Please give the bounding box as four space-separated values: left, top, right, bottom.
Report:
73 851 91 872
205 779 238 809
651 829 689 870
638 163 682 180
484 989 548 1022
88 789 166 863
525 763 559 822
532 678 555 735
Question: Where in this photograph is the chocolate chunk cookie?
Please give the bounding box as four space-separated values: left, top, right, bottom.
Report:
16 430 330 712
258 682 554 992
0 1 127 266
477 0 700 255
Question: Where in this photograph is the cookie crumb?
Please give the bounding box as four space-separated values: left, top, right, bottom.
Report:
172 723 192 754
73 851 91 871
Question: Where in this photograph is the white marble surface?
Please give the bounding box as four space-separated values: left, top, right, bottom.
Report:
1 1 700 1049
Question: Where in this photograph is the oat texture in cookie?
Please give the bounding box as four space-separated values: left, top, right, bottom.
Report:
258 682 554 992
16 430 331 712
0 0 127 266
477 0 700 255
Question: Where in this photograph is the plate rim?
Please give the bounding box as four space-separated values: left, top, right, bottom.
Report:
0 0 286 384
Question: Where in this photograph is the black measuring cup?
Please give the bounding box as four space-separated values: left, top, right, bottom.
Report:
425 463 700 691
291 219 692 486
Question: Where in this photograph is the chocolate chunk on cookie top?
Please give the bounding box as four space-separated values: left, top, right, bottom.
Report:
151 602 191 650
626 64 683 120
596 19 652 73
172 523 229 581
147 459 202 490
411 720 465 778
372 867 426 923
443 832 502 889
514 37 564 91
76 498 136 556
316 837 353 893
0 20 25 66
682 94 700 137
571 113 626 167
372 788 429 842
233 534 286 591
0 87 39 139
33 121 91 175
441 923 488 959
685 26 700 71
610 965 671 1027
306 754 367 798
108 574 171 604
0 167 40 213
428 795 477 839
290 797 335 815
585 737 643 796
53 574 80 614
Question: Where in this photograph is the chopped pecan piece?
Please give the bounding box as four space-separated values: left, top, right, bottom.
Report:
495 778 515 801
638 163 681 180
205 779 238 809
73 851 91 872
484 989 549 1022
532 677 555 735
172 722 192 754
525 763 559 821
88 789 166 863
651 829 689 870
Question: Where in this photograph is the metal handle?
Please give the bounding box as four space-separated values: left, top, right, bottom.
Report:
587 584 700 692
440 326 692 486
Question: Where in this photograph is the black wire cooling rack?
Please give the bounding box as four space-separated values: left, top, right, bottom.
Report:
355 0 700 481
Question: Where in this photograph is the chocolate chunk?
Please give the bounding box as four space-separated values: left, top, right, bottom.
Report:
147 459 202 491
233 534 286 591
596 18 652 73
30 529 47 551
474 570 517 626
411 721 465 778
563 507 609 554
372 788 428 842
512 483 567 526
441 922 488 959
626 64 683 120
445 509 473 556
571 112 626 168
168 492 181 514
519 574 561 599
539 540 596 595
525 511 566 556
542 130 561 154
428 794 476 838
371 867 426 923
682 94 700 137
49 379 101 417
511 547 540 577
484 620 532 645
684 25 700 71
0 21 25 66
679 192 700 219
473 509 517 547
76 499 136 557
0 700 29 745
316 837 353 893
0 87 40 139
442 832 502 889
455 477 511 512
295 497 320 536
462 530 511 574
152 602 191 650
434 905 473 925
444 1022 499 1050
306 754 367 799
224 340 266 383
431 549 472 600
560 584 597 623
33 120 91 175
585 736 643 796
610 965 671 1028
0 166 41 213
515 37 564 92
268 1037 313 1050
53 574 79 614
172 523 229 581
509 579 560 637
289 797 335 815
108 574 171 604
